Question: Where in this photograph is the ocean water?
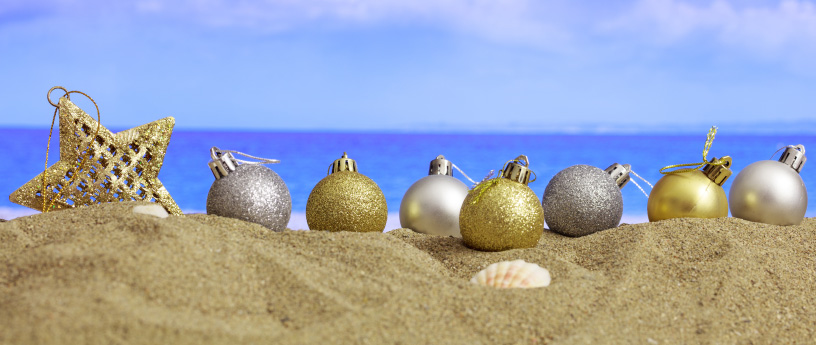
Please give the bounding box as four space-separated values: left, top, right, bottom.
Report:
1 129 814 228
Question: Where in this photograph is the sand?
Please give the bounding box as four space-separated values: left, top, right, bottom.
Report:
1 202 814 344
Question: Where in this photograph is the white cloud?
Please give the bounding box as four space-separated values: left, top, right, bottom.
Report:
605 0 816 55
0 0 577 49
156 0 575 48
129 0 816 61
721 1 816 53
6 0 816 65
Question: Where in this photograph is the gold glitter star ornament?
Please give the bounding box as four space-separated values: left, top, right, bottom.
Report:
9 88 182 215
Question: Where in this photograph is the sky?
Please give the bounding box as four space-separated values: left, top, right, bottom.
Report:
1 0 815 133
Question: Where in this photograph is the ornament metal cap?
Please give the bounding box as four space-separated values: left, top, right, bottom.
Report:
778 145 806 173
329 152 358 174
604 163 631 189
209 146 238 180
701 156 732 186
501 155 536 185
429 155 453 176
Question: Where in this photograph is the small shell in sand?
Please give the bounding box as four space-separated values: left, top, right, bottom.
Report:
470 260 551 288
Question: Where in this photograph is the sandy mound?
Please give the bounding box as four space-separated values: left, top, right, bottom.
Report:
1 202 814 344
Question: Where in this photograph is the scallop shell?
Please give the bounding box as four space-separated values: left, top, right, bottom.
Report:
470 260 551 288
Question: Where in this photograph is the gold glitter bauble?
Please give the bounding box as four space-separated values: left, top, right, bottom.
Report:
460 178 544 251
647 170 728 222
306 171 387 232
9 95 181 215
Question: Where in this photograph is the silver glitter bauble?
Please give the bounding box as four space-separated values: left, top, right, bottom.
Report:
207 164 292 231
400 175 469 237
729 145 807 225
542 165 622 237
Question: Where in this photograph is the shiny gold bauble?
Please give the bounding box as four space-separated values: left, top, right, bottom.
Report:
647 171 728 222
306 171 387 232
460 179 544 251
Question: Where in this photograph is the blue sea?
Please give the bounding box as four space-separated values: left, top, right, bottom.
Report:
2 128 814 228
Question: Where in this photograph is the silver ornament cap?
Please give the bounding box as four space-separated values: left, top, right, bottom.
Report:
400 155 468 237
429 155 453 176
729 145 808 225
206 147 292 232
209 147 238 179
542 164 624 237
779 144 806 173
501 155 535 185
604 163 631 189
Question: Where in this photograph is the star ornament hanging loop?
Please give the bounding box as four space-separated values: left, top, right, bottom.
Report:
9 87 182 215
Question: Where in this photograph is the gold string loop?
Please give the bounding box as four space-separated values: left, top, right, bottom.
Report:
42 88 102 212
468 160 510 204
47 86 69 106
469 155 537 204
469 178 500 205
659 126 727 175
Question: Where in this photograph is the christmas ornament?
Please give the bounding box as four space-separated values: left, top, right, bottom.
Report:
729 145 807 226
648 127 732 222
9 87 181 215
206 147 292 231
460 155 544 251
542 163 635 237
306 152 387 232
399 155 471 237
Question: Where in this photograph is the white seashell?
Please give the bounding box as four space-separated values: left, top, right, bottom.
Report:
470 260 551 288
133 204 169 218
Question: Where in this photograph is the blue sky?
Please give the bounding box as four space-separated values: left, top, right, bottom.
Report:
1 0 815 133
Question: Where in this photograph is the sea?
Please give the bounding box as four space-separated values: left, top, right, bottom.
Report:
1 128 814 229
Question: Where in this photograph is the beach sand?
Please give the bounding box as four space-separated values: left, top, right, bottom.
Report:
1 201 814 344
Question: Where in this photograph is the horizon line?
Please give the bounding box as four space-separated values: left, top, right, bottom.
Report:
2 125 816 136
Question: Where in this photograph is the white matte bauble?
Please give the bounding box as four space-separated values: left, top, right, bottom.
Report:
729 160 807 225
400 175 468 237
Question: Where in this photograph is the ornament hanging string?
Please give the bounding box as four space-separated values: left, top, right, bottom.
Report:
659 126 727 175
42 87 101 212
472 170 495 188
469 157 529 204
210 148 281 165
469 178 501 205
628 169 653 198
450 162 478 185
770 145 805 160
